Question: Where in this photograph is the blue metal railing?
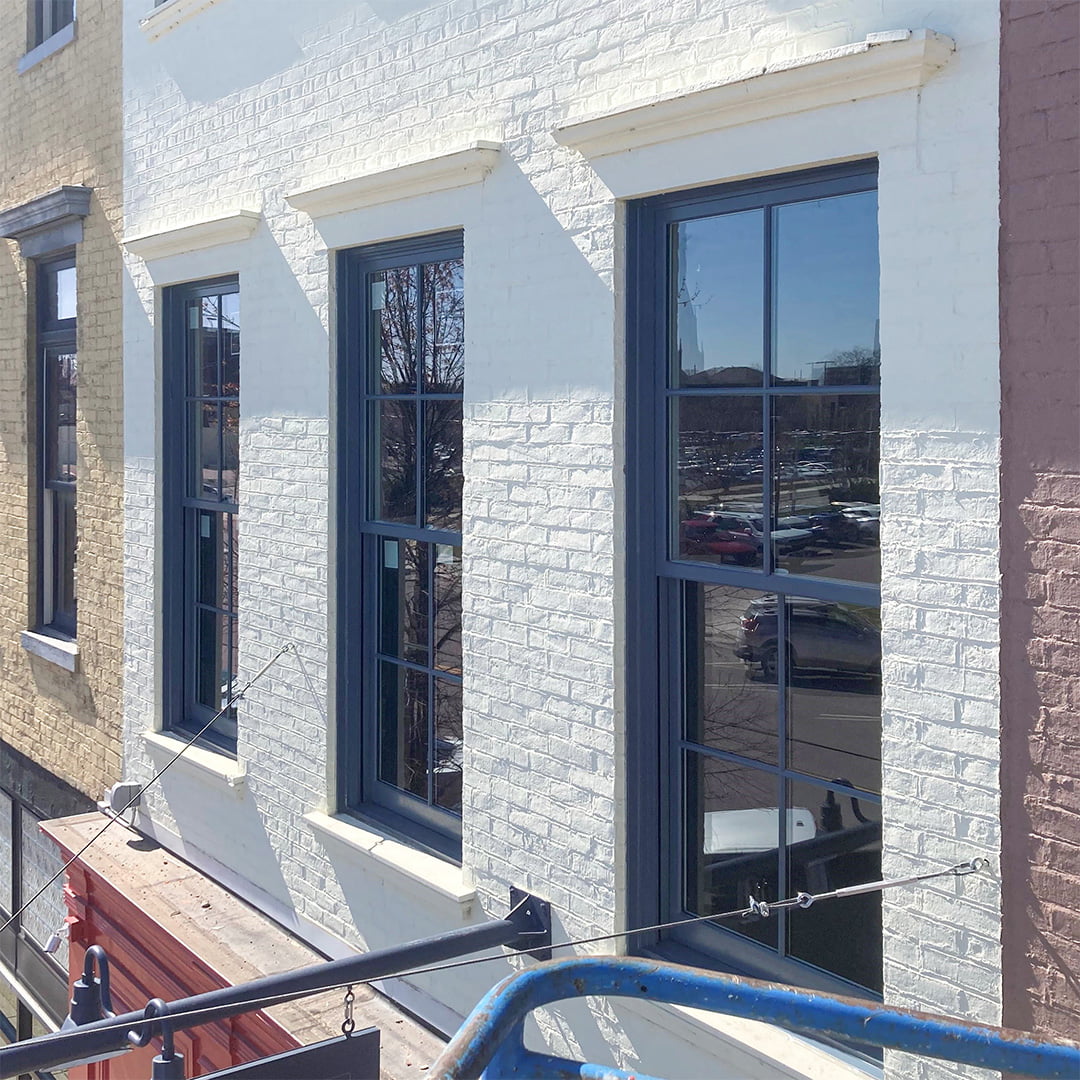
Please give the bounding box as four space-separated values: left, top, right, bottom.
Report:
430 956 1080 1079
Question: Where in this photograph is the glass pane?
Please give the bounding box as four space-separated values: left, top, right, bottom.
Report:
685 584 777 764
55 265 76 321
785 600 881 793
19 810 69 972
373 267 418 394
221 402 239 502
46 349 78 483
379 538 429 664
676 397 763 565
786 777 881 991
195 607 223 710
0 791 12 914
673 211 764 386
195 511 238 613
425 400 462 532
375 400 417 524
195 296 221 397
220 292 240 397
772 191 879 386
434 677 463 812
423 258 465 393
52 488 77 627
379 662 429 800
433 545 462 674
193 402 220 498
685 752 778 949
773 394 879 584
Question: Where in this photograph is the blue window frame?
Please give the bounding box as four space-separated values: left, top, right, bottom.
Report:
627 163 883 997
162 277 241 754
338 233 464 857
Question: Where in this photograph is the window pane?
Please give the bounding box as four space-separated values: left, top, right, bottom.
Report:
786 778 881 991
675 396 763 564
372 267 418 394
375 400 417 524
423 258 464 393
773 394 879 584
193 402 221 498
772 191 879 386
379 662 428 799
434 677 463 812
19 810 69 972
433 545 462 674
685 752 778 949
220 292 240 396
785 601 881 792
196 511 238 613
52 488 77 628
221 402 239 502
0 792 12 914
195 607 223 710
379 538 429 664
54 265 76 321
193 297 220 397
673 211 764 387
46 349 77 483
425 400 462 531
685 584 777 764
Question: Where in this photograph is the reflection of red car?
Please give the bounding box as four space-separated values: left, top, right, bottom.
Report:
680 521 758 564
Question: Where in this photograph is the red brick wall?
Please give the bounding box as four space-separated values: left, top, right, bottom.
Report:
999 0 1080 1038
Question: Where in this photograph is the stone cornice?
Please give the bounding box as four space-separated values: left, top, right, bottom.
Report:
124 210 261 261
0 186 92 241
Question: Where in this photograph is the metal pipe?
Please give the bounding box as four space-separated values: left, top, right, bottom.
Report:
0 919 518 1078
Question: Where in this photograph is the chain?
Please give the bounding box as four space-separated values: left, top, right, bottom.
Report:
341 985 355 1037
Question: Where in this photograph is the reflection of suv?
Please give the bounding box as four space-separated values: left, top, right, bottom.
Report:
733 596 880 681
689 510 814 553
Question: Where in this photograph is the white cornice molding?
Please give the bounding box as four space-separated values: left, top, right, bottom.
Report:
124 210 261 261
554 29 955 158
287 142 502 218
139 0 225 42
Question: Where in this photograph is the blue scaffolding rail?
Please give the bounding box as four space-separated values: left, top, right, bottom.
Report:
429 956 1080 1080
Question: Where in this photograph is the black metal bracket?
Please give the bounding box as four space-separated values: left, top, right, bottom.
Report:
505 888 552 961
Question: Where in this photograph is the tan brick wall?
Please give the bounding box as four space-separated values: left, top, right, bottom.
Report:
0 0 123 799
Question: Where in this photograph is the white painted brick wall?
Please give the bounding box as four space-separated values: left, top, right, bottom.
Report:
121 1 1003 1075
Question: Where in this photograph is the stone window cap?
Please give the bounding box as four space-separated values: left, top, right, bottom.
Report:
287 141 502 218
0 186 92 257
554 28 956 158
124 209 261 261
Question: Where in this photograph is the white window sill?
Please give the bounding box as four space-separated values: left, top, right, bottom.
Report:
20 630 78 672
18 22 76 74
304 811 475 909
140 0 224 42
141 729 246 789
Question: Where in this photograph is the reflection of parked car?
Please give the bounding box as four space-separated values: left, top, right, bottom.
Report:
689 510 815 553
680 521 757 564
840 504 880 542
733 596 881 681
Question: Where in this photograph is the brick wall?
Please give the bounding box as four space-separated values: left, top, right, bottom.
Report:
0 0 123 800
999 0 1080 1040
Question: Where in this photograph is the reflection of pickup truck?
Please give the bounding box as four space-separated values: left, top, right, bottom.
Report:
689 510 814 553
704 808 816 854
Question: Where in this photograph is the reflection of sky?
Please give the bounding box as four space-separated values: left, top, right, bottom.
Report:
678 192 879 382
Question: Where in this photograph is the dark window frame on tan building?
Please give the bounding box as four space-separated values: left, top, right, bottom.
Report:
337 231 466 859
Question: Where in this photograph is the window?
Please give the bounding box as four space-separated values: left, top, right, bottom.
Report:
28 0 74 49
36 256 77 637
338 233 464 855
628 163 882 996
163 279 240 753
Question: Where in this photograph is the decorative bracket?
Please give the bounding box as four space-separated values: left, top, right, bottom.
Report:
505 888 552 962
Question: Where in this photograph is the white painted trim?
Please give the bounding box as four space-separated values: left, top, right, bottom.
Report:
20 630 78 672
141 729 247 789
553 29 955 158
304 811 476 907
123 210 260 261
139 0 225 42
287 143 502 218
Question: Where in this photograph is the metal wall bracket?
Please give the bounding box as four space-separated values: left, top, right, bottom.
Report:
505 889 552 961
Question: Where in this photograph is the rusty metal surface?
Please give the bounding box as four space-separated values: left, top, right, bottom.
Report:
429 956 1080 1079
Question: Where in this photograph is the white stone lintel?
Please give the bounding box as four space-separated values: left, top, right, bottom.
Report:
124 210 261 261
554 29 955 158
287 142 502 218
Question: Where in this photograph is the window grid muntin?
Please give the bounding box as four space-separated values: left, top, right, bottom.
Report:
646 163 882 995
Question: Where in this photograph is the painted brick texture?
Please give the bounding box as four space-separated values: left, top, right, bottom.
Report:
0 0 124 800
999 0 1080 1042
121 1 1004 1073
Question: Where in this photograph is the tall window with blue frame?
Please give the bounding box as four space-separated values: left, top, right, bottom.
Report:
163 278 240 753
339 233 464 856
628 162 883 996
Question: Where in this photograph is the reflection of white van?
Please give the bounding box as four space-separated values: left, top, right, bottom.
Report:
704 808 816 854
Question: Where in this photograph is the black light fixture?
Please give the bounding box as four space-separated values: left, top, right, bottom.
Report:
57 946 132 1069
